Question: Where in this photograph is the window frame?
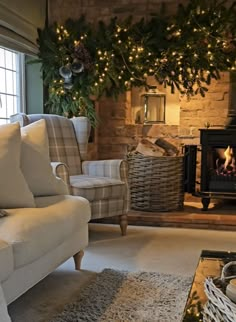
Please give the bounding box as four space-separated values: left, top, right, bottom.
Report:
0 46 25 123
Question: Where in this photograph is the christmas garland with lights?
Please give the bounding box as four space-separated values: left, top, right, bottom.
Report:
37 0 236 125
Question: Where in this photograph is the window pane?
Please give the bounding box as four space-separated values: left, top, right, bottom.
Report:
6 70 14 94
12 52 16 71
5 50 13 70
6 95 14 117
0 48 4 67
13 96 18 115
0 68 6 92
0 94 7 118
13 71 16 95
0 47 23 123
0 119 8 125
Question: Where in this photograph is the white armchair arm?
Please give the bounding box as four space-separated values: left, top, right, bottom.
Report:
82 159 128 182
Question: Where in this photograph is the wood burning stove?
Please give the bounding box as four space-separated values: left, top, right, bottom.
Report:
184 73 236 210
184 128 236 210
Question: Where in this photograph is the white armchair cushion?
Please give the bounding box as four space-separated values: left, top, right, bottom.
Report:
20 120 69 196
0 123 35 208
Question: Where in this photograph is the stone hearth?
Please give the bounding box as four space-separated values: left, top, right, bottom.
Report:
98 194 236 231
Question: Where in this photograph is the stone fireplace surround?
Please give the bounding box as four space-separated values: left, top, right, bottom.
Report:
94 74 234 229
96 74 229 161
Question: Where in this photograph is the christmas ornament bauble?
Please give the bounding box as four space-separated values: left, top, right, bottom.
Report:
71 60 84 73
59 65 72 78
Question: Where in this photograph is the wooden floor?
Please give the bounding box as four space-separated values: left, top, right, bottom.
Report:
127 195 236 231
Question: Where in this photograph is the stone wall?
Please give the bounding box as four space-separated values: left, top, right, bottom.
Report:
48 0 231 161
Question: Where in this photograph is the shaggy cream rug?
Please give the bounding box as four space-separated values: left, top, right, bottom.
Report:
50 268 192 322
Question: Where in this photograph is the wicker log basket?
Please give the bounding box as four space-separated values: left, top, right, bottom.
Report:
203 261 236 322
127 152 184 212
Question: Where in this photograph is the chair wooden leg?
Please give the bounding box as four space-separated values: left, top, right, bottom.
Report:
73 250 84 270
119 214 128 236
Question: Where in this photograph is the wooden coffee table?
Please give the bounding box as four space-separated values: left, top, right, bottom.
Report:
182 249 236 321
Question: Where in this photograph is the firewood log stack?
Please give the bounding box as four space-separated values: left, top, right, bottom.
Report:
154 138 179 156
135 138 179 157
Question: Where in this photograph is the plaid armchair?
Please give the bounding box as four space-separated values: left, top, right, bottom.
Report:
11 113 129 235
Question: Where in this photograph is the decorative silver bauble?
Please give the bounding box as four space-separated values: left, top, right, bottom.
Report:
71 60 84 73
64 82 73 90
63 76 73 90
59 65 72 78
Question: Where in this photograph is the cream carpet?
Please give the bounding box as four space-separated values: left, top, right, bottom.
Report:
8 224 236 322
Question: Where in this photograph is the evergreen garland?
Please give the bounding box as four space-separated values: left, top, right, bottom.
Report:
37 0 236 125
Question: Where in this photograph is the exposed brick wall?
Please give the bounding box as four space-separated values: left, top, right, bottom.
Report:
48 0 231 161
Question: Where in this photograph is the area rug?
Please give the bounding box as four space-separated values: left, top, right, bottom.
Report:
50 268 192 322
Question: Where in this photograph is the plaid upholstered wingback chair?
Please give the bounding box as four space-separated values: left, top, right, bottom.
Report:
11 113 129 235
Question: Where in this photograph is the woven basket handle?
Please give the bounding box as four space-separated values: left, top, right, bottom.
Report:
221 261 236 282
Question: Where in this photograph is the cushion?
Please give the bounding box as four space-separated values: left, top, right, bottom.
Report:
70 175 125 201
0 123 35 208
0 195 91 268
20 119 69 196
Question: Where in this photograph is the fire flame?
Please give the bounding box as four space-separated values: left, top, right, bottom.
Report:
224 146 233 169
215 145 236 176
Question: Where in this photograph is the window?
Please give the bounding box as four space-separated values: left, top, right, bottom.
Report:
0 47 24 124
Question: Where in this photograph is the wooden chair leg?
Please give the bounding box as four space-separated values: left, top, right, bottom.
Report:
73 250 84 270
119 214 128 236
